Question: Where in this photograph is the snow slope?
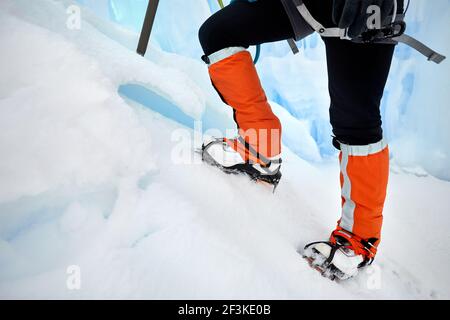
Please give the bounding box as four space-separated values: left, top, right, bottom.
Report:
0 0 449 299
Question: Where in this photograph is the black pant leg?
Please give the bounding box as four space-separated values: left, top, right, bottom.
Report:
324 38 395 146
304 0 397 146
199 0 295 56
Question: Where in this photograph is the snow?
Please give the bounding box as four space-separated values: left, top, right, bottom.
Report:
0 0 449 299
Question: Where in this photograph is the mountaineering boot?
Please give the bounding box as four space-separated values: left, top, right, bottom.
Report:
201 136 282 188
303 139 390 280
201 47 283 187
303 227 378 281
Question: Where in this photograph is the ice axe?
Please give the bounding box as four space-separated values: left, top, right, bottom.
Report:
137 0 160 56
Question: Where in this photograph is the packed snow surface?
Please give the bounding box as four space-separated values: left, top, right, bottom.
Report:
0 0 449 299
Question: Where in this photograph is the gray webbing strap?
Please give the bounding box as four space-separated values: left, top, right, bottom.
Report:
294 0 349 39
392 34 446 64
237 136 281 166
287 38 300 55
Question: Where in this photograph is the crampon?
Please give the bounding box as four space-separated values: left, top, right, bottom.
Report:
199 137 282 191
301 236 375 281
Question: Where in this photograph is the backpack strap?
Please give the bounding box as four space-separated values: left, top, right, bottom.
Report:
293 0 446 64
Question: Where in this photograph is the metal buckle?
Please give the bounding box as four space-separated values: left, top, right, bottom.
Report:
359 21 406 43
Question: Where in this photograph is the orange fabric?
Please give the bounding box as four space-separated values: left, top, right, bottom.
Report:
337 147 390 251
209 51 281 158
